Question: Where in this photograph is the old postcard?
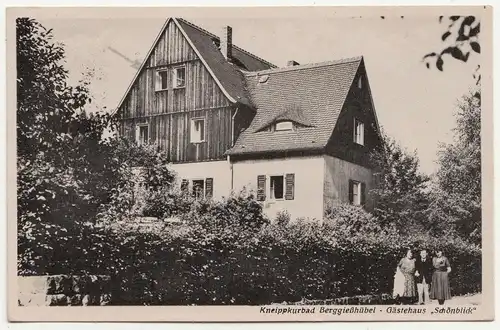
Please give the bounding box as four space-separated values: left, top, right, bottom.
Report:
6 5 494 322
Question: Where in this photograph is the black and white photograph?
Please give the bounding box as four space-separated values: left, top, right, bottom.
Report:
7 5 494 322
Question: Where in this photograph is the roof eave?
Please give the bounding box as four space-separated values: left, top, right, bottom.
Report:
225 145 326 158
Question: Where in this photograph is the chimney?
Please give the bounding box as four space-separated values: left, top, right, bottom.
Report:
221 26 232 60
287 60 300 67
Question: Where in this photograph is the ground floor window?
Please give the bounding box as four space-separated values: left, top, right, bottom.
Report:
181 177 214 199
349 179 366 205
270 175 284 200
257 173 295 201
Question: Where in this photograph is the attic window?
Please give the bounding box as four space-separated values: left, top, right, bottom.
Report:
275 121 294 131
155 69 169 91
173 66 186 88
357 76 363 89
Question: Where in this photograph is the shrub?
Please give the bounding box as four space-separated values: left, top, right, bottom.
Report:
275 210 291 227
24 200 480 305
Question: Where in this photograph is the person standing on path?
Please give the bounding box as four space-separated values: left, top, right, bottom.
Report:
414 249 434 305
430 250 452 305
397 249 417 304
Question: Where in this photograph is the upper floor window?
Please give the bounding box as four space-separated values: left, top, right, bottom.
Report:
357 76 363 89
190 118 205 143
275 121 294 131
155 69 169 91
353 118 364 145
136 124 149 146
173 67 186 88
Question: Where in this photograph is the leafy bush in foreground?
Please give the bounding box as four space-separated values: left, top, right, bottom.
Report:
21 199 480 305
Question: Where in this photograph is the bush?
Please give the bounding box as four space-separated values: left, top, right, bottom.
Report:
23 200 480 305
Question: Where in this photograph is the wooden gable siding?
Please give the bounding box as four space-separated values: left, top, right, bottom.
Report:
325 63 382 169
117 19 234 163
120 107 234 162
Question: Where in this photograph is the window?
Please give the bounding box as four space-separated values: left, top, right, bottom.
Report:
192 179 205 199
352 181 361 205
275 121 294 131
155 70 169 91
190 118 205 143
354 118 364 145
349 180 365 206
183 178 213 199
270 176 284 200
173 67 186 88
357 76 363 89
136 124 149 145
257 174 295 201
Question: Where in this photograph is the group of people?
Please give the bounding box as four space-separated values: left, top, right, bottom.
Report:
393 248 452 305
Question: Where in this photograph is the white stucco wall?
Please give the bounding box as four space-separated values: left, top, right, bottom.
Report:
170 160 231 200
232 156 325 221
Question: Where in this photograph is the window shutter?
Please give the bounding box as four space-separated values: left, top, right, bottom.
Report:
181 179 189 193
361 182 366 205
205 178 213 198
285 173 295 200
348 179 354 204
257 175 266 201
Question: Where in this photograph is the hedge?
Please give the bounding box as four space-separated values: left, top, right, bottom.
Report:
18 197 481 305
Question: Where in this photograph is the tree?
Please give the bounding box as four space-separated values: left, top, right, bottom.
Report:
427 88 481 244
369 131 430 232
424 15 481 85
16 18 176 274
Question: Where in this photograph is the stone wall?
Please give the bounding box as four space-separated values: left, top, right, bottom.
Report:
18 275 112 306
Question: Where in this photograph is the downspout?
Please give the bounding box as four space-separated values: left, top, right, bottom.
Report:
229 107 239 191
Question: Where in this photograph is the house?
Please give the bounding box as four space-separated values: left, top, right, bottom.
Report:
114 17 382 221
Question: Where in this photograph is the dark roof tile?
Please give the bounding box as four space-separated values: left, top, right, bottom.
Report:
227 57 363 155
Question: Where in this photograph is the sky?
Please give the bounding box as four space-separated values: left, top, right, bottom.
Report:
36 9 480 175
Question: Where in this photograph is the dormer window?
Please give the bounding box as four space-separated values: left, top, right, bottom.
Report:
275 121 294 131
173 66 186 88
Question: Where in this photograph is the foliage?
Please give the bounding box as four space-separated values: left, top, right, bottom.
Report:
16 18 176 274
275 210 291 227
427 89 481 244
424 16 481 85
368 131 430 232
26 201 480 305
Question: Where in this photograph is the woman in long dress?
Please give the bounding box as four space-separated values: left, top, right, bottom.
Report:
397 249 417 304
430 250 452 305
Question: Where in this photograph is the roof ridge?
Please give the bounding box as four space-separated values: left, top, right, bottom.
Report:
244 56 363 76
175 17 277 68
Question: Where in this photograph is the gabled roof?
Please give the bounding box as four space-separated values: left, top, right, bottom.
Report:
114 17 276 114
226 57 363 156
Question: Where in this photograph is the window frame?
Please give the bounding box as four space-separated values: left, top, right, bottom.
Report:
191 179 205 199
353 117 365 146
269 175 285 201
136 123 149 146
190 117 206 143
155 68 169 92
274 121 294 131
352 180 361 205
172 65 186 89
